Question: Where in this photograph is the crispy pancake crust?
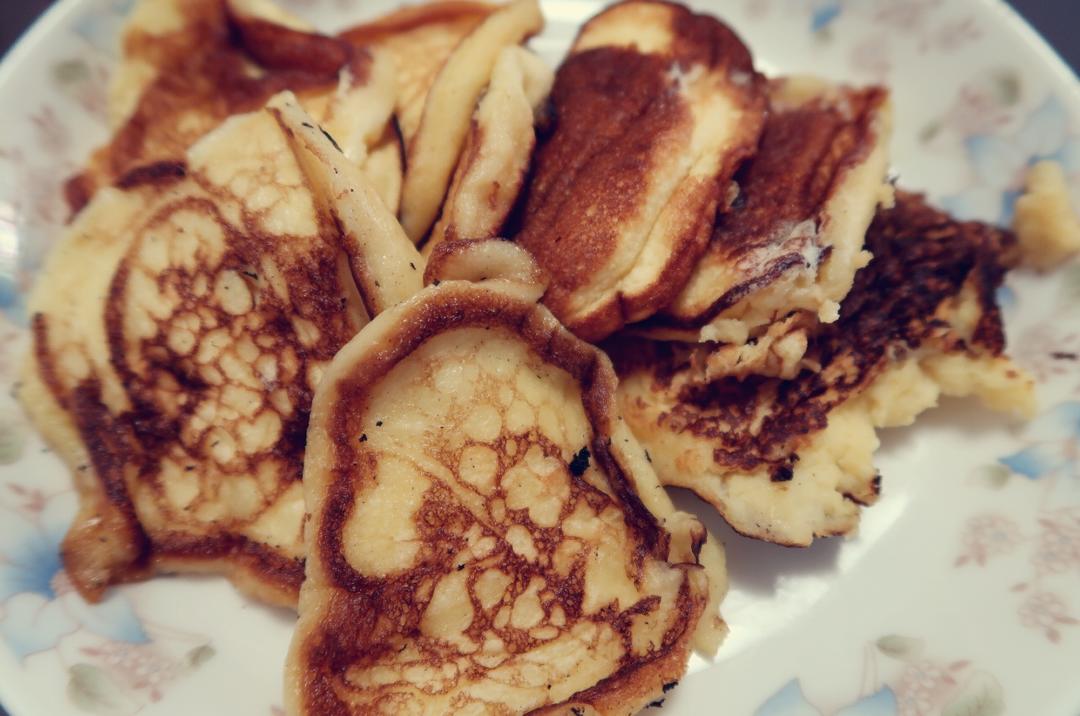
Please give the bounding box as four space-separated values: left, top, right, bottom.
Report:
646 76 893 340
20 96 422 605
611 193 1035 545
67 0 371 213
398 0 544 242
340 1 495 147
423 46 553 258
515 0 766 342
287 272 719 714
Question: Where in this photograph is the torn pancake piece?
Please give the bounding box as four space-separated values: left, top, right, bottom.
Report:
1012 160 1080 270
287 244 722 715
19 94 423 606
611 193 1035 546
648 76 894 345
423 45 554 258
340 1 496 148
72 0 397 212
398 0 545 242
516 0 767 342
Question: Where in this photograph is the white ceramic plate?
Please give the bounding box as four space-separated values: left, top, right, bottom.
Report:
1 1 1079 714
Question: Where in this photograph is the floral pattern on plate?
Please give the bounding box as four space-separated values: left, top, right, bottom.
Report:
0 0 1078 714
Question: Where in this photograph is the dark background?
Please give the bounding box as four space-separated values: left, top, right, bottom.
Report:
0 1 1075 715
1 1 1078 69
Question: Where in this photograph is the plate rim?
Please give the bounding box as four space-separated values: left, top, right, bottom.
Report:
0 1 1079 715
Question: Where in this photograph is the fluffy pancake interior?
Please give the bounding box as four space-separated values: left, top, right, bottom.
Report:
611 193 1035 546
20 95 421 605
288 279 716 715
514 0 766 342
647 76 894 346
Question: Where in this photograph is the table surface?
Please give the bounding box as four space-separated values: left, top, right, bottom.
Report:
0 1 1076 716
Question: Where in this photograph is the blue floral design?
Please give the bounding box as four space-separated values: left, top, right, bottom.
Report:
942 97 1080 225
756 679 898 716
999 402 1080 481
0 491 148 659
72 0 136 55
810 1 843 32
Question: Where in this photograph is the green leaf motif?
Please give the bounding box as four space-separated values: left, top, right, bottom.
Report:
52 59 91 86
919 120 943 144
990 69 1022 107
187 644 216 669
0 420 24 465
875 635 923 659
67 663 129 715
942 672 1005 716
981 464 1011 489
1062 264 1080 306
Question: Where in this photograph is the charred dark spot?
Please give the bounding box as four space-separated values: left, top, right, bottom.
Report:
569 447 591 477
359 434 367 443
375 420 383 427
872 473 882 494
320 127 343 153
770 464 794 482
644 449 652 463
648 698 666 708
1051 351 1078 361
663 681 679 693
115 161 188 191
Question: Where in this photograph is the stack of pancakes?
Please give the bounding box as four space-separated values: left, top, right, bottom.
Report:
17 0 1073 713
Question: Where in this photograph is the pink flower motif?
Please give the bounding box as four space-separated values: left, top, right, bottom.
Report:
1033 509 1080 575
31 106 70 157
1018 591 1079 643
955 513 1022 567
873 0 942 32
921 16 981 53
81 642 183 702
896 659 957 716
850 34 892 80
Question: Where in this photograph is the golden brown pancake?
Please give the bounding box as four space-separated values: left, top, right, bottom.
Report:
396 0 545 243
19 94 423 606
341 1 496 147
610 193 1035 546
422 45 553 259
68 0 398 214
286 244 724 715
515 0 767 342
643 76 894 346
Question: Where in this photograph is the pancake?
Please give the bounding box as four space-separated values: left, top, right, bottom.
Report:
422 45 553 259
69 0 399 214
515 0 767 342
341 1 496 147
610 193 1035 546
286 242 725 715
1013 160 1080 270
397 0 545 242
18 93 423 606
642 76 894 346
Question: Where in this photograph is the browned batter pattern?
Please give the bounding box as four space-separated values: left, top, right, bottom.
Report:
287 271 720 715
20 97 423 606
514 0 766 343
653 78 892 335
611 193 1035 545
67 0 362 213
